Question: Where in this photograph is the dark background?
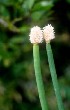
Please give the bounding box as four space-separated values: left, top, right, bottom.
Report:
0 0 70 110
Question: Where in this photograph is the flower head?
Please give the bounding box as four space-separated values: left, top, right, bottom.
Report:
43 24 55 43
29 26 43 44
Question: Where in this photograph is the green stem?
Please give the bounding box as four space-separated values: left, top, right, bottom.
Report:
46 43 64 110
33 44 49 110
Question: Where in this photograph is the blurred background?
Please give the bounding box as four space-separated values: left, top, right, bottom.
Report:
0 0 70 110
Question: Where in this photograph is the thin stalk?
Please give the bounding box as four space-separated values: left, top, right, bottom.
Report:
33 44 49 110
46 43 64 110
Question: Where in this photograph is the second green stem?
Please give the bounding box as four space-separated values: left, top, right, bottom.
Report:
46 43 64 110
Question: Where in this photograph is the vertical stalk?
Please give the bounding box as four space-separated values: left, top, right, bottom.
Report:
33 44 48 110
46 43 64 110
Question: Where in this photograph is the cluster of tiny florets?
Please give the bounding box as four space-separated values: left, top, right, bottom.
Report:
29 26 43 44
43 24 55 42
29 24 55 44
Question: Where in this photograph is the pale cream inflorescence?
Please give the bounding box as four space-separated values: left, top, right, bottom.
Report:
43 24 55 42
29 26 43 44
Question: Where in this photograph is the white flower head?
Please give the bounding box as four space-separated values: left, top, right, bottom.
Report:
43 24 55 43
29 26 43 44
